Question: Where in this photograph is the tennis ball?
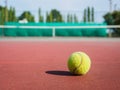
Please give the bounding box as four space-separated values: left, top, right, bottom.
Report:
67 52 91 75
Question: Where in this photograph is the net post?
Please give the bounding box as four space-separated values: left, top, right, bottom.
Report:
52 27 55 37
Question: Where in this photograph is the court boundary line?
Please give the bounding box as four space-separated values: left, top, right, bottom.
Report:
0 37 120 42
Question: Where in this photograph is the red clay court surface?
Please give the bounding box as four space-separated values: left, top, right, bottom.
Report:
0 38 120 90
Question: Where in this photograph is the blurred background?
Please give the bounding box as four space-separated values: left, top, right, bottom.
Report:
0 0 120 37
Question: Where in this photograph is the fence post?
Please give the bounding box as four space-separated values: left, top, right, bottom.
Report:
52 27 55 37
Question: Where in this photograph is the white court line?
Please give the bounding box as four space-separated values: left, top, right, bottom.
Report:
0 37 120 42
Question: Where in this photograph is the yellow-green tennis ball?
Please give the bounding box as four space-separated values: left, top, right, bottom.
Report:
68 52 91 75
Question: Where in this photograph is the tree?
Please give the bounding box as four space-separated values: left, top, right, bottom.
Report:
0 6 6 24
0 6 17 24
74 14 78 23
104 11 120 36
87 7 90 22
8 7 17 22
112 11 120 25
0 6 3 24
8 7 12 21
103 13 114 25
91 7 94 22
83 7 95 23
49 12 53 22
5 6 8 22
12 8 17 21
70 14 73 23
67 14 70 23
46 11 50 22
38 8 44 22
83 9 87 22
18 11 35 22
46 9 63 22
